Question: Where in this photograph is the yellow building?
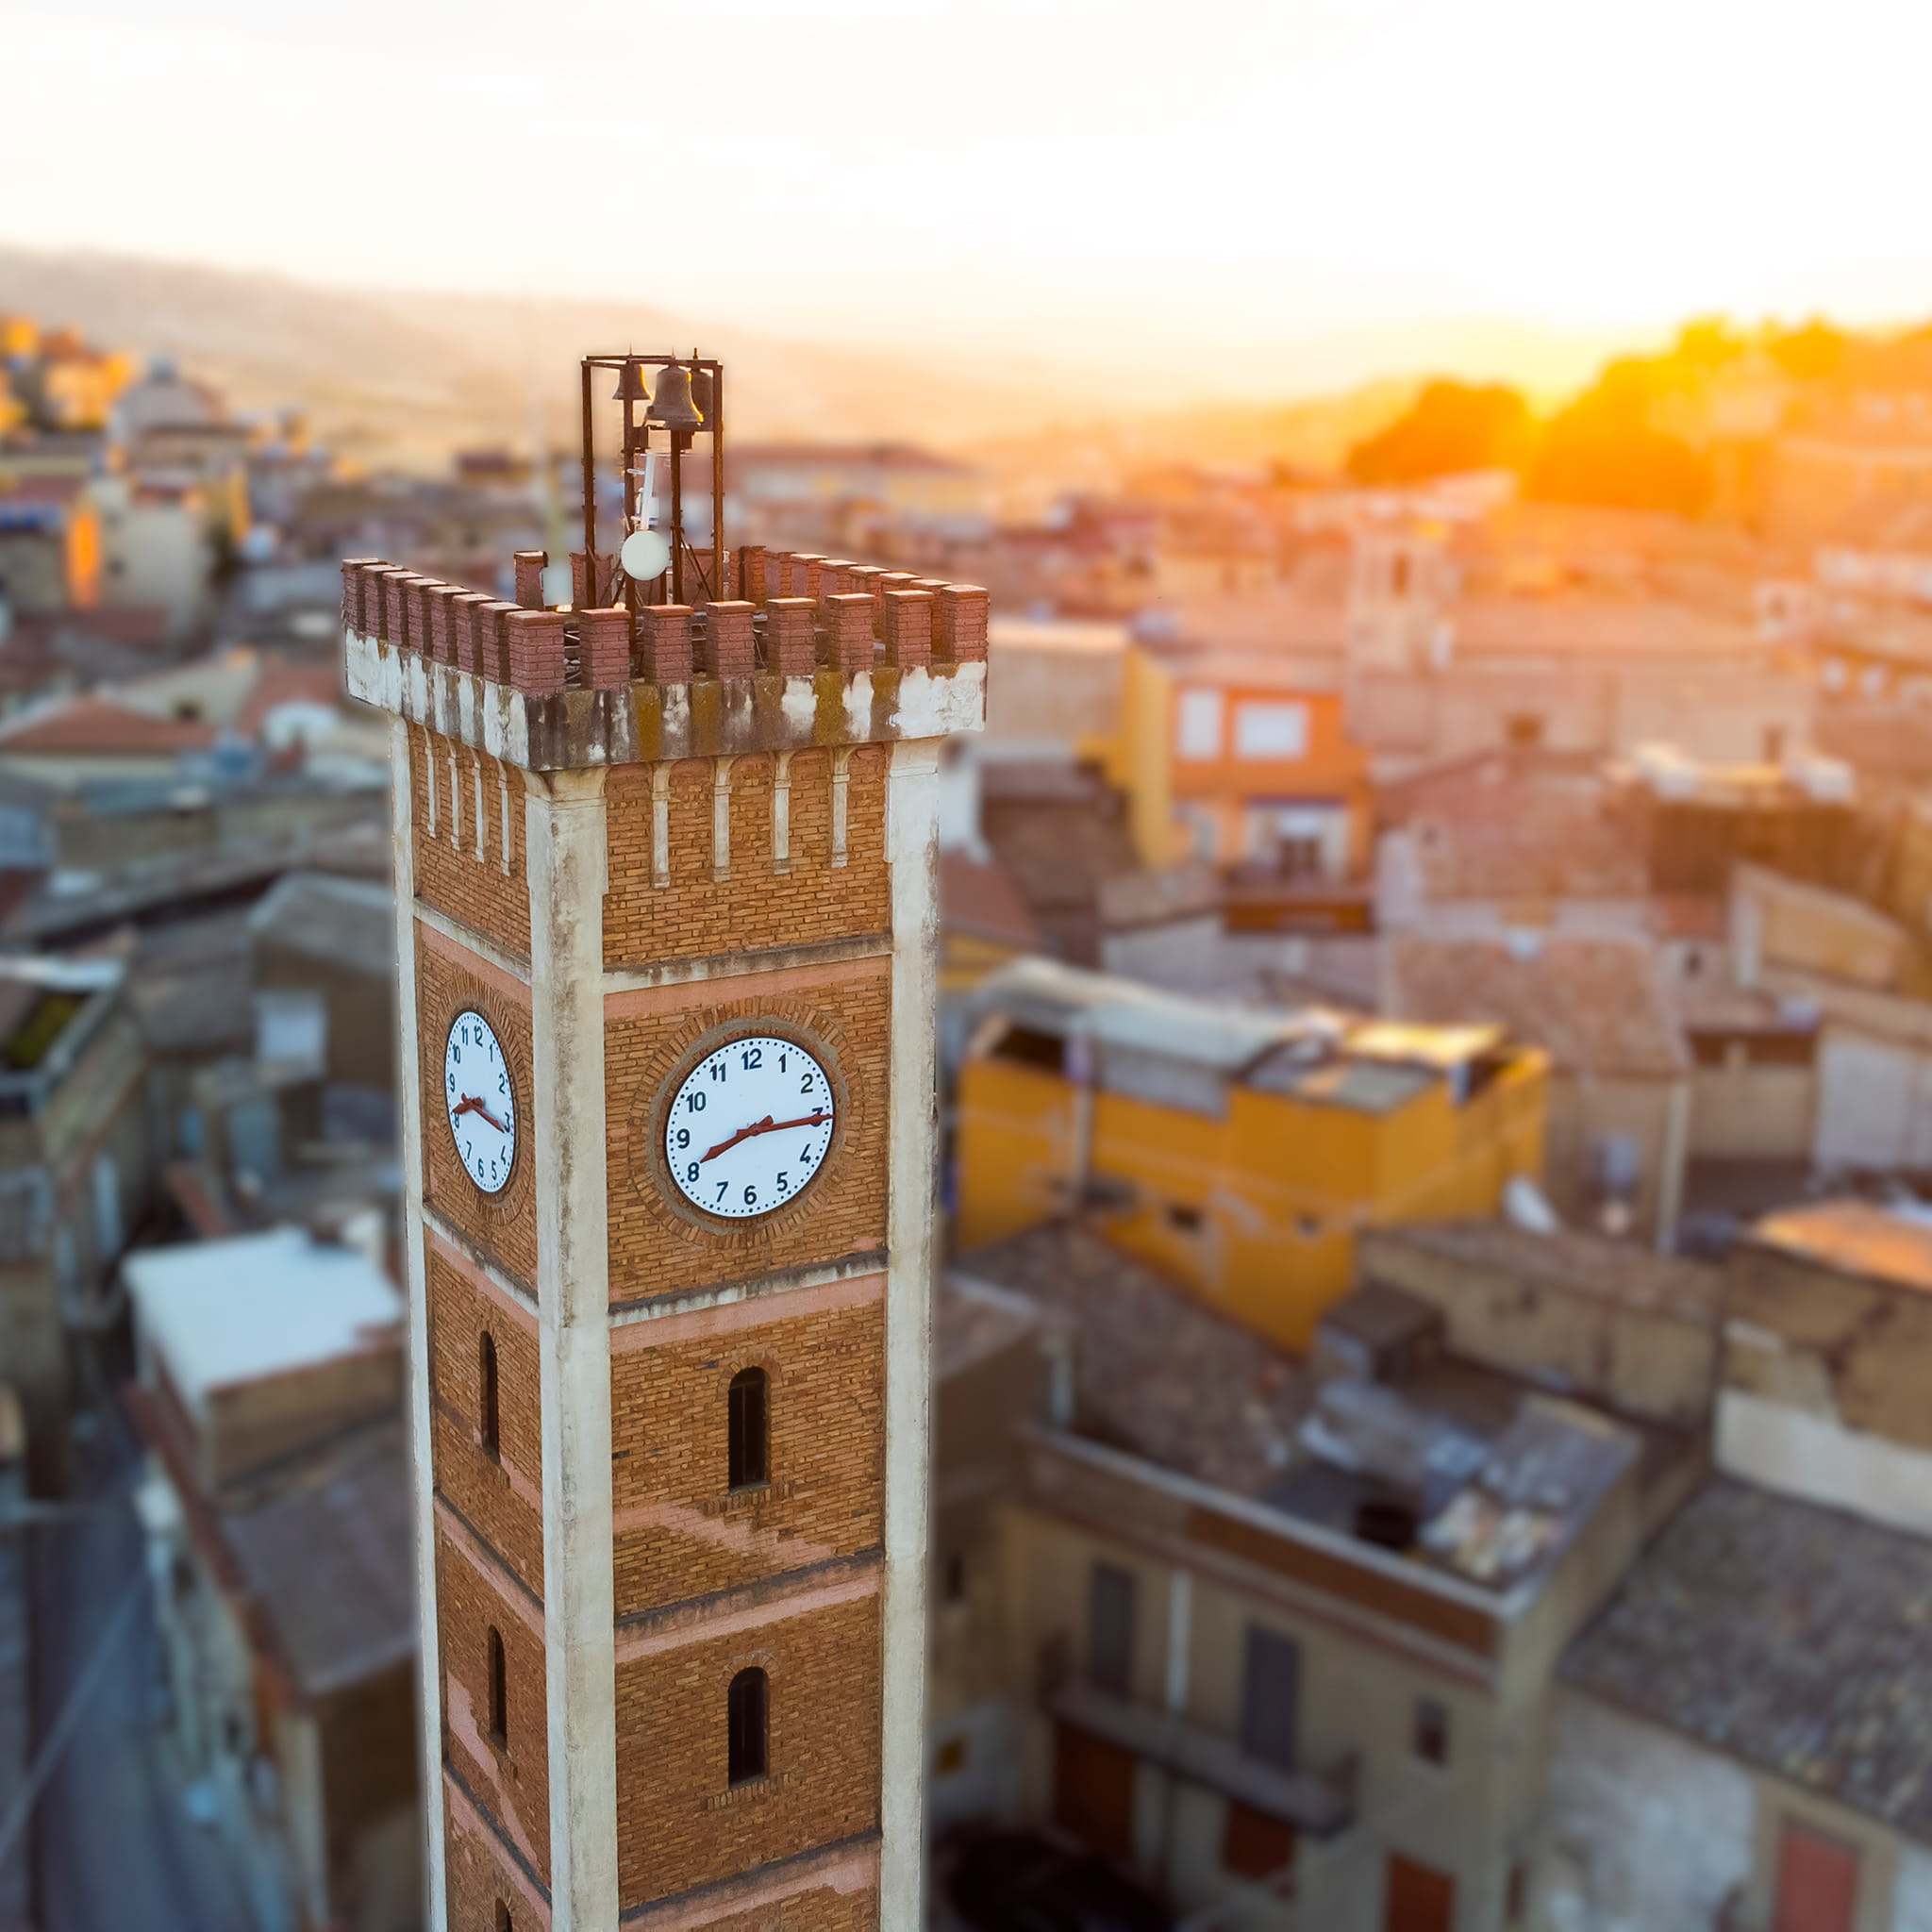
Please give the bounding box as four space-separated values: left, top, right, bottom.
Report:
954 959 1548 1352
1105 640 1374 878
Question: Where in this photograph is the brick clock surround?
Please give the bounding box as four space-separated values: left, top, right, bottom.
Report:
346 538 986 1929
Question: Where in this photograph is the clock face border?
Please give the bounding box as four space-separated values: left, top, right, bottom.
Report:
443 1006 522 1198
642 1017 851 1237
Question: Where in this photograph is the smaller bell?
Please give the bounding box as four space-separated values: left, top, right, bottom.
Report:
690 367 715 421
612 360 651 406
646 359 706 432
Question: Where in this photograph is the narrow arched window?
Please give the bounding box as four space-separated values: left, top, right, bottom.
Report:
486 1625 508 1744
495 1905 512 1932
727 1667 768 1785
479 1330 500 1460
728 1367 768 1490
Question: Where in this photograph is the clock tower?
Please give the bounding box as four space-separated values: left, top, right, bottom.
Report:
346 366 985 1931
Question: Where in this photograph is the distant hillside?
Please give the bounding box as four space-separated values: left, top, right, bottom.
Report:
0 246 1132 469
965 380 1421 513
0 248 1502 493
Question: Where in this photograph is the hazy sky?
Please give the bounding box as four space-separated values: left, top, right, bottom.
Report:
5 0 1929 394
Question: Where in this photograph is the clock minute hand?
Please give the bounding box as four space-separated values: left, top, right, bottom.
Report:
452 1093 510 1134
699 1110 828 1163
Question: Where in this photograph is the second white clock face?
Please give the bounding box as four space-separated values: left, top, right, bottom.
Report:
445 1008 517 1195
663 1035 835 1220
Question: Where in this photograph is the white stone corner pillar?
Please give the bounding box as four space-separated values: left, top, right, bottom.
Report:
881 737 942 1924
390 719 448 1930
524 767 619 1932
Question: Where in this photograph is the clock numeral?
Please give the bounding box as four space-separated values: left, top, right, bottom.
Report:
743 1185 758 1206
709 1059 726 1082
779 1053 788 1072
687 1161 699 1182
687 1091 706 1112
801 1073 812 1093
715 1181 728 1204
776 1172 789 1193
675 1128 689 1149
741 1046 762 1070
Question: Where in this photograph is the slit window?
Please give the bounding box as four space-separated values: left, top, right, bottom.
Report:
479 1330 500 1460
486 1625 507 1744
728 1367 768 1490
495 1907 512 1932
727 1666 768 1785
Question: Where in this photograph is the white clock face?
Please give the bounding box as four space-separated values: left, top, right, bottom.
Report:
444 1009 517 1195
663 1035 835 1220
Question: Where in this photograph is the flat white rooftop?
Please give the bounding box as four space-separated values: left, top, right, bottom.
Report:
125 1225 403 1410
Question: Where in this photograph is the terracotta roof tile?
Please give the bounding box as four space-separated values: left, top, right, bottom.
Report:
1563 1478 1932 1844
235 660 347 740
1384 931 1689 1077
940 850 1040 952
0 694 217 758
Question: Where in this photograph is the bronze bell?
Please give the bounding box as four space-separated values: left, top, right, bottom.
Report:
690 366 715 420
645 359 705 432
612 360 651 406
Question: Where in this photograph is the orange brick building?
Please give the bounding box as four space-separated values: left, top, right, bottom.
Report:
345 506 985 1927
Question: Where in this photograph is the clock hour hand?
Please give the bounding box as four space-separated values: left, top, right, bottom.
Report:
699 1110 828 1163
452 1093 510 1134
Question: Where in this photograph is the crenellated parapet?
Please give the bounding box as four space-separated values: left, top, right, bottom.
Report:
341 545 988 772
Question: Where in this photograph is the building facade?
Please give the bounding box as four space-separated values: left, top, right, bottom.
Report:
345 538 984 1929
955 959 1548 1353
932 1221 1707 1932
0 954 149 1493
1108 640 1374 879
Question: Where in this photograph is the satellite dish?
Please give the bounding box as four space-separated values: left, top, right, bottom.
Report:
622 527 672 581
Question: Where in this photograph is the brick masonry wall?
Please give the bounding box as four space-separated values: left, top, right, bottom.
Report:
613 1594 882 1909
417 944 538 1291
428 1247 544 1597
411 725 532 960
603 746 891 969
604 971 889 1305
609 1293 884 1617
704 1884 878 1930
435 1521 551 1887
444 1784 549 1932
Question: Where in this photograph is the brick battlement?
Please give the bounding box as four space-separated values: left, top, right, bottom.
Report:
341 547 987 772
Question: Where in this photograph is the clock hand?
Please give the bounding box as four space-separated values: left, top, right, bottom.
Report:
452 1094 510 1134
699 1110 828 1163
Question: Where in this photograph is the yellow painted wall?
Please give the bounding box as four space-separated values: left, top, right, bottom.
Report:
1108 647 1179 868
1107 645 1374 874
956 1048 1548 1354
954 1058 1077 1248
64 505 101 608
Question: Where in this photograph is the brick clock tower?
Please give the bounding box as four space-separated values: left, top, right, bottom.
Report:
344 361 985 1931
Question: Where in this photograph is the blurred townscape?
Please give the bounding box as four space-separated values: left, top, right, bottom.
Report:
4 271 1932 1932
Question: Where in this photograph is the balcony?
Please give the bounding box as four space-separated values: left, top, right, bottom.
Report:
1046 1678 1357 1838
